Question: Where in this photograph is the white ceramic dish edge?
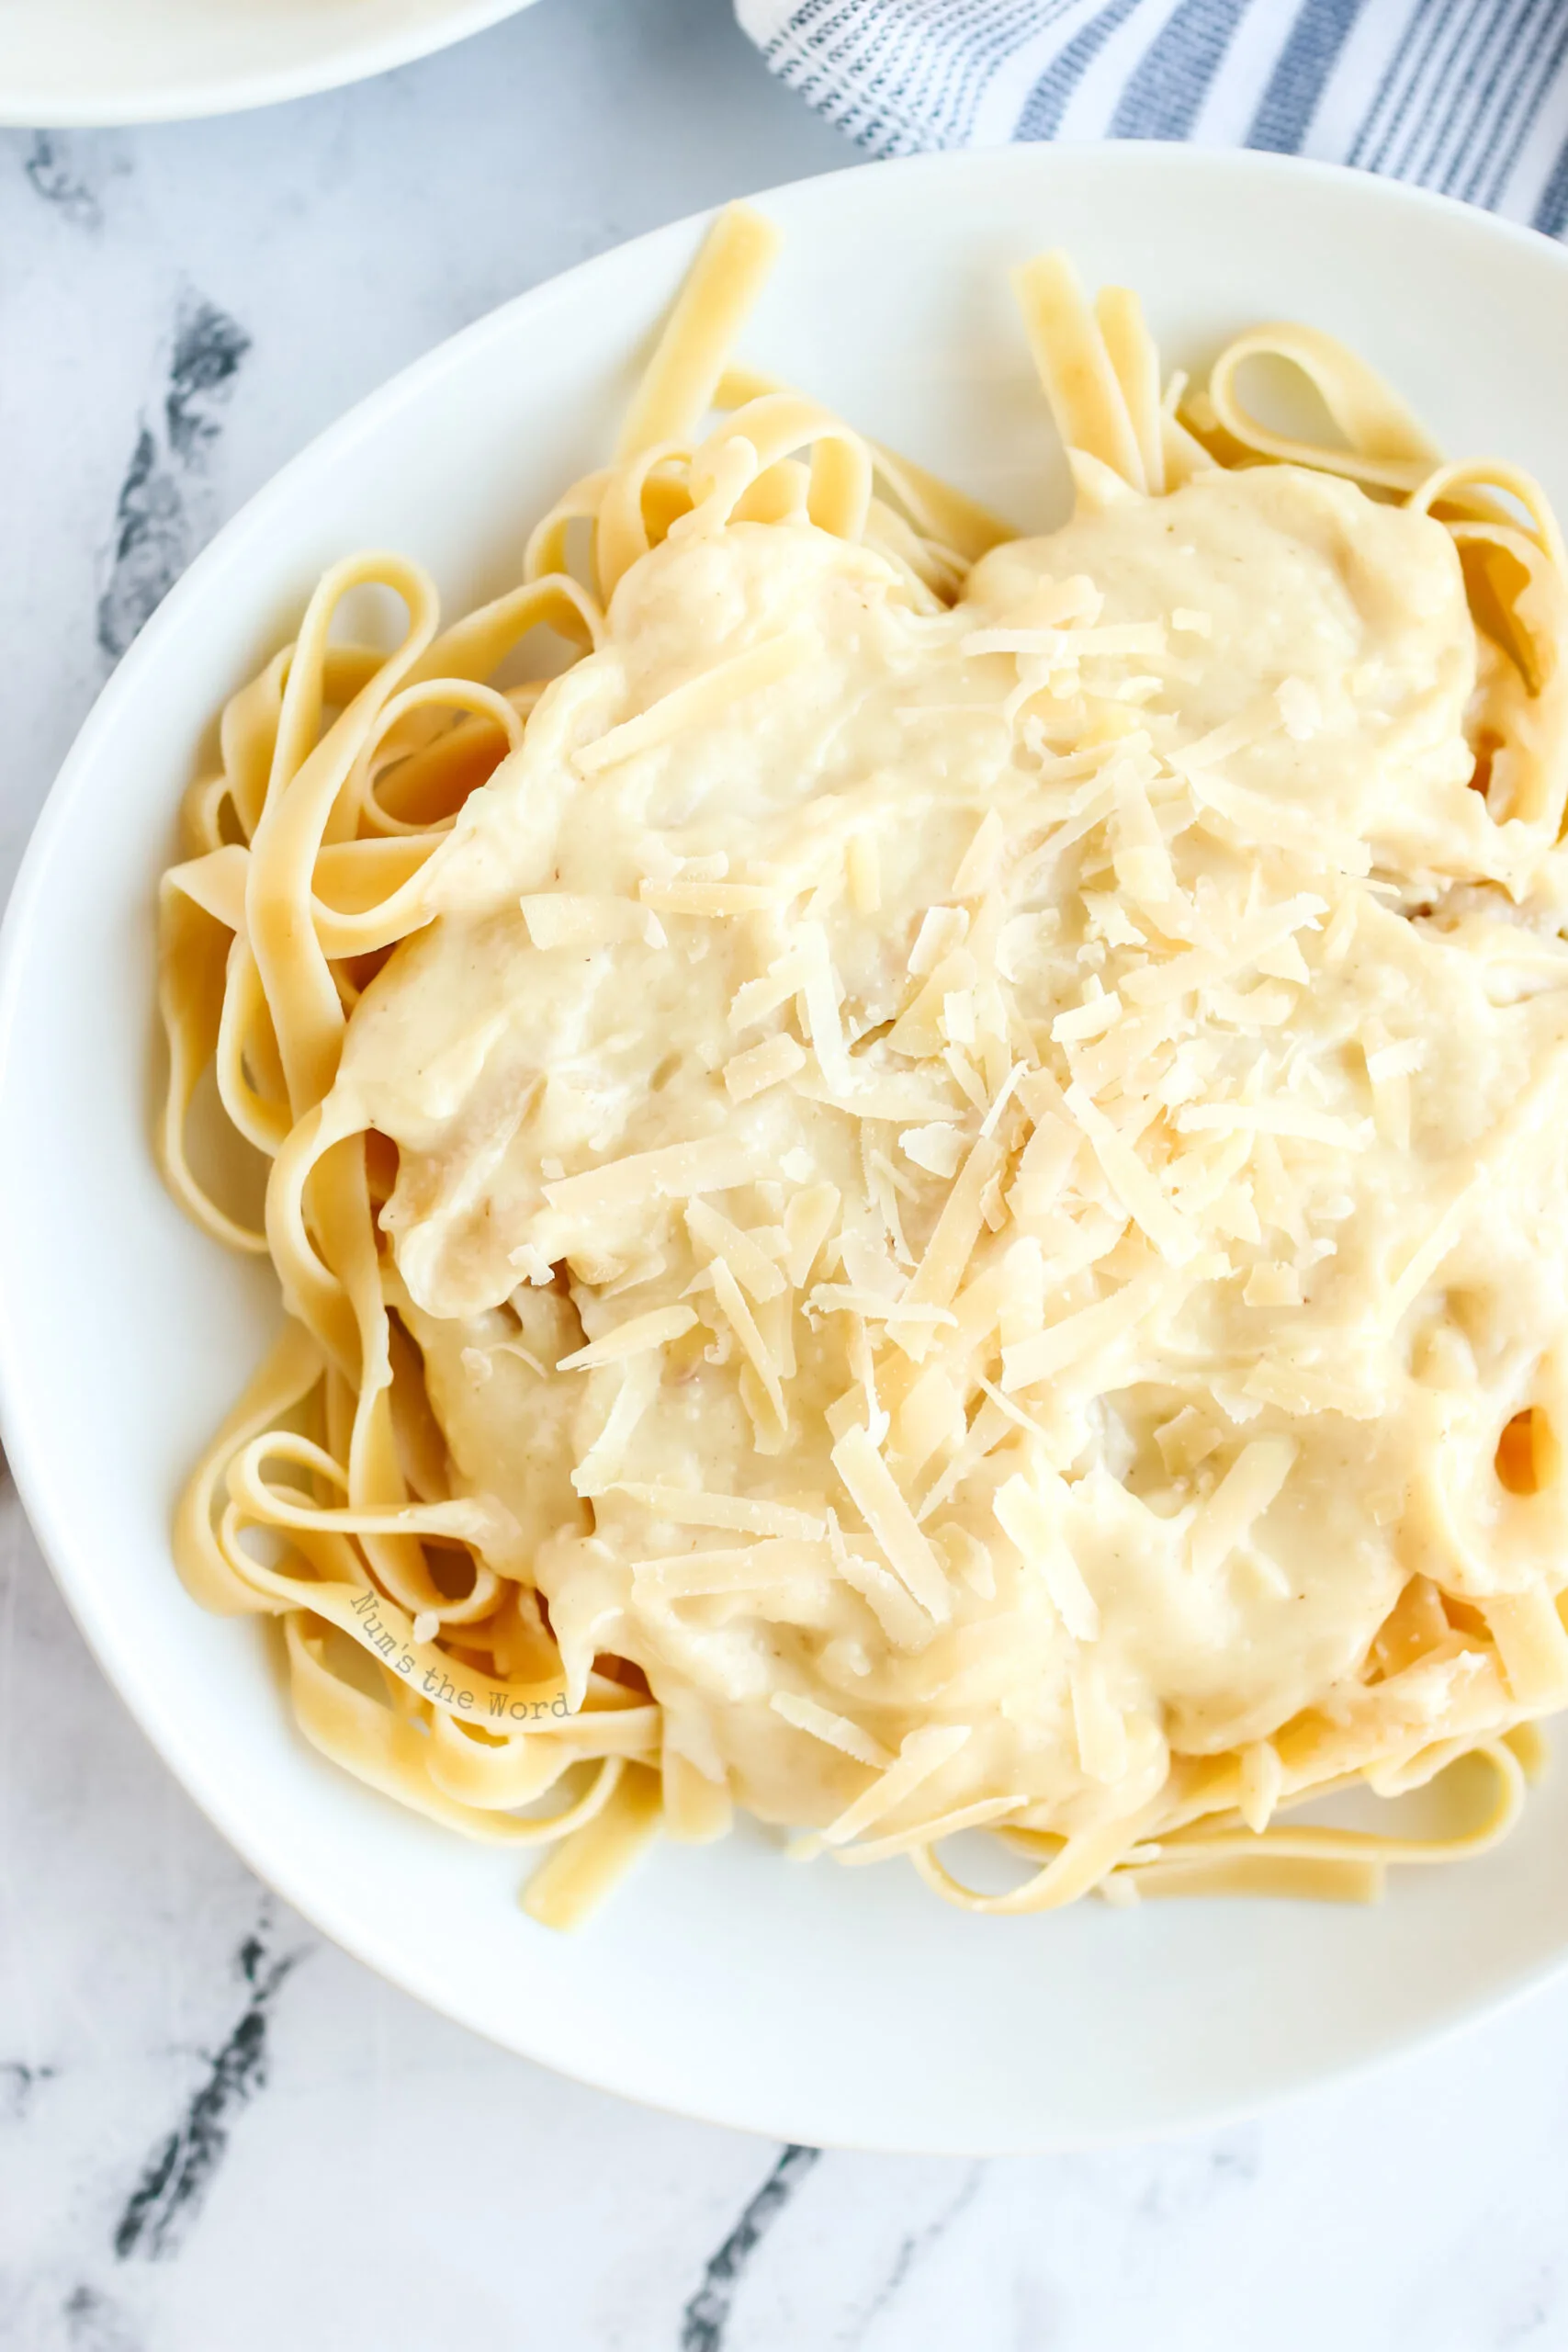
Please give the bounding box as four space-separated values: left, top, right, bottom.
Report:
0 0 536 128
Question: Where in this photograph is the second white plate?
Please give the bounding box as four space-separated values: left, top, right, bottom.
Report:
6 144 1568 2151
0 0 538 126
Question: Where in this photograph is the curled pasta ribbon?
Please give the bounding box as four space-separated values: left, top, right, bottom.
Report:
216 938 291 1158
278 1315 509 1623
352 699 524 839
427 1696 660 1809
1450 523 1565 719
683 392 874 543
174 1321 326 1612
1122 1738 1527 1902
257 1545 547 1703
156 876 271 1254
1412 466 1568 832
220 1492 561 1724
594 440 696 599
161 573 604 1241
353 572 604 801
736 456 811 528
265 1096 369 1373
225 1428 515 1549
412 570 603 683
716 362 1012 566
1202 322 1444 493
247 553 442 1122
160 582 422 1271
177 646 383 857
220 1399 661 1921
591 325 996 610
342 677 525 841
523 467 613 585
1410 458 1568 575
528 460 697 605
265 1091 468 1622
308 834 450 960
284 1614 620 1839
283 1610 663 1931
913 1738 1526 1915
912 1808 1154 1916
161 844 281 1196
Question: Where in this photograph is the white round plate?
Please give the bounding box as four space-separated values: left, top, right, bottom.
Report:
6 145 1568 2154
0 0 537 128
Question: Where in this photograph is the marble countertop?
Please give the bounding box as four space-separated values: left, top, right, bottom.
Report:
6 5 1568 2343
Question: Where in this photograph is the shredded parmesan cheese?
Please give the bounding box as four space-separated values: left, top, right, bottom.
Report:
520 893 664 950
615 1485 825 1540
893 1136 1005 1350
900 1123 966 1179
1071 1657 1128 1781
1189 1438 1298 1579
575 628 812 775
724 1033 807 1101
1064 1081 1197 1265
770 1690 892 1769
707 1257 786 1426
1000 1268 1165 1392
908 906 969 976
831 1423 952 1622
831 1794 1025 1862
995 1473 1101 1640
817 1724 972 1847
686 1199 786 1301
544 1138 757 1216
557 1305 697 1371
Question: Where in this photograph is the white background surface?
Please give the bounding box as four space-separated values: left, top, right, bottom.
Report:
5 4 1568 2344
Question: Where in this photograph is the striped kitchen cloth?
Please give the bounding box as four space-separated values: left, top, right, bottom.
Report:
736 0 1568 236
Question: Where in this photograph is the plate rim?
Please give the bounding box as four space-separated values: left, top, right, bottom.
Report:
8 140 1568 2151
0 0 537 128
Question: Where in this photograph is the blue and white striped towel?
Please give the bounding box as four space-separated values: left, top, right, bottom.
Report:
736 0 1568 236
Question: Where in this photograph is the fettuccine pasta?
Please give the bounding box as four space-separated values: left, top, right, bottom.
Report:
158 208 1568 1927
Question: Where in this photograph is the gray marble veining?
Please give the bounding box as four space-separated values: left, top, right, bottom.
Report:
5 5 1568 2344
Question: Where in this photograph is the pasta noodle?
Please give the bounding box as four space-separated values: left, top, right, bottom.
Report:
157 209 1568 1928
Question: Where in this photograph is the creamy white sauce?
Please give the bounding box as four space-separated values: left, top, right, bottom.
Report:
330 465 1568 1838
